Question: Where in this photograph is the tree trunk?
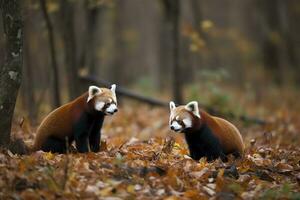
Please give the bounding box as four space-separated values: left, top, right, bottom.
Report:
170 0 183 104
0 0 23 148
159 0 173 89
190 0 220 75
112 0 127 85
258 0 287 85
59 1 80 100
161 0 183 104
23 26 37 122
276 0 298 85
40 0 61 107
81 1 100 74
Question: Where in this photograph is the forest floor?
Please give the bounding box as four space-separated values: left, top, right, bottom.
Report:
1 100 300 199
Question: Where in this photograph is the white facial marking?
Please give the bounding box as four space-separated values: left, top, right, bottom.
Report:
95 101 105 111
171 121 182 131
183 118 192 128
106 103 117 114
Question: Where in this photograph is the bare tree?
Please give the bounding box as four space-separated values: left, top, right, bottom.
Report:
23 17 37 122
112 0 127 85
257 0 294 86
276 0 298 84
161 0 183 103
59 1 80 100
0 0 22 148
80 0 100 74
40 0 61 107
160 0 173 89
190 0 220 73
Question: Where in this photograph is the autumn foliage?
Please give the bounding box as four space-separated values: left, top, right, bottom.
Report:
1 104 300 199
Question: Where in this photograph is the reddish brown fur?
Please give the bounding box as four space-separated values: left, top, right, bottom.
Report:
31 93 88 151
171 106 244 156
199 111 245 155
31 88 115 152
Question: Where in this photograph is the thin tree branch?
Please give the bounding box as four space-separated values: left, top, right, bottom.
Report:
40 0 61 107
80 74 168 107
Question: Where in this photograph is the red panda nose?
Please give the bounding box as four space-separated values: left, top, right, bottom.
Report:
170 126 175 130
114 108 118 113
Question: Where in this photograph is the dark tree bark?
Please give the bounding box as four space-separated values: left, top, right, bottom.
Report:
260 0 282 85
0 0 23 148
171 0 183 104
40 0 61 107
258 0 292 86
20 2 37 123
59 1 80 100
190 0 207 42
159 0 172 89
190 0 220 74
276 0 298 84
161 0 183 104
80 0 100 74
112 0 127 85
23 24 37 122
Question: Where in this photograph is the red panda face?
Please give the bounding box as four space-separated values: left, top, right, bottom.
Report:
87 85 118 115
169 101 200 132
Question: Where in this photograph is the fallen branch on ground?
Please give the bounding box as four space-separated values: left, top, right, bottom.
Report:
79 74 267 125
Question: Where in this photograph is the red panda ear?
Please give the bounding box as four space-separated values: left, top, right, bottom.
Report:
111 84 116 93
87 86 102 102
185 101 200 118
169 101 176 111
111 84 117 103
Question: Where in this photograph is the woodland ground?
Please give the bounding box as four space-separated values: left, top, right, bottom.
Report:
1 94 300 200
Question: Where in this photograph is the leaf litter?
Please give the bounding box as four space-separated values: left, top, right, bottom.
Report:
1 105 300 199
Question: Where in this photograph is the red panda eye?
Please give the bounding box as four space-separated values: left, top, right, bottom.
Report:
106 102 111 106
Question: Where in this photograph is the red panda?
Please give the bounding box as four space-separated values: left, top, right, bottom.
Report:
30 85 118 153
169 101 244 161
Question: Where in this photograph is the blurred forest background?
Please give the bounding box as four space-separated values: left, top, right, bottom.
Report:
1 1 300 199
1 0 300 123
